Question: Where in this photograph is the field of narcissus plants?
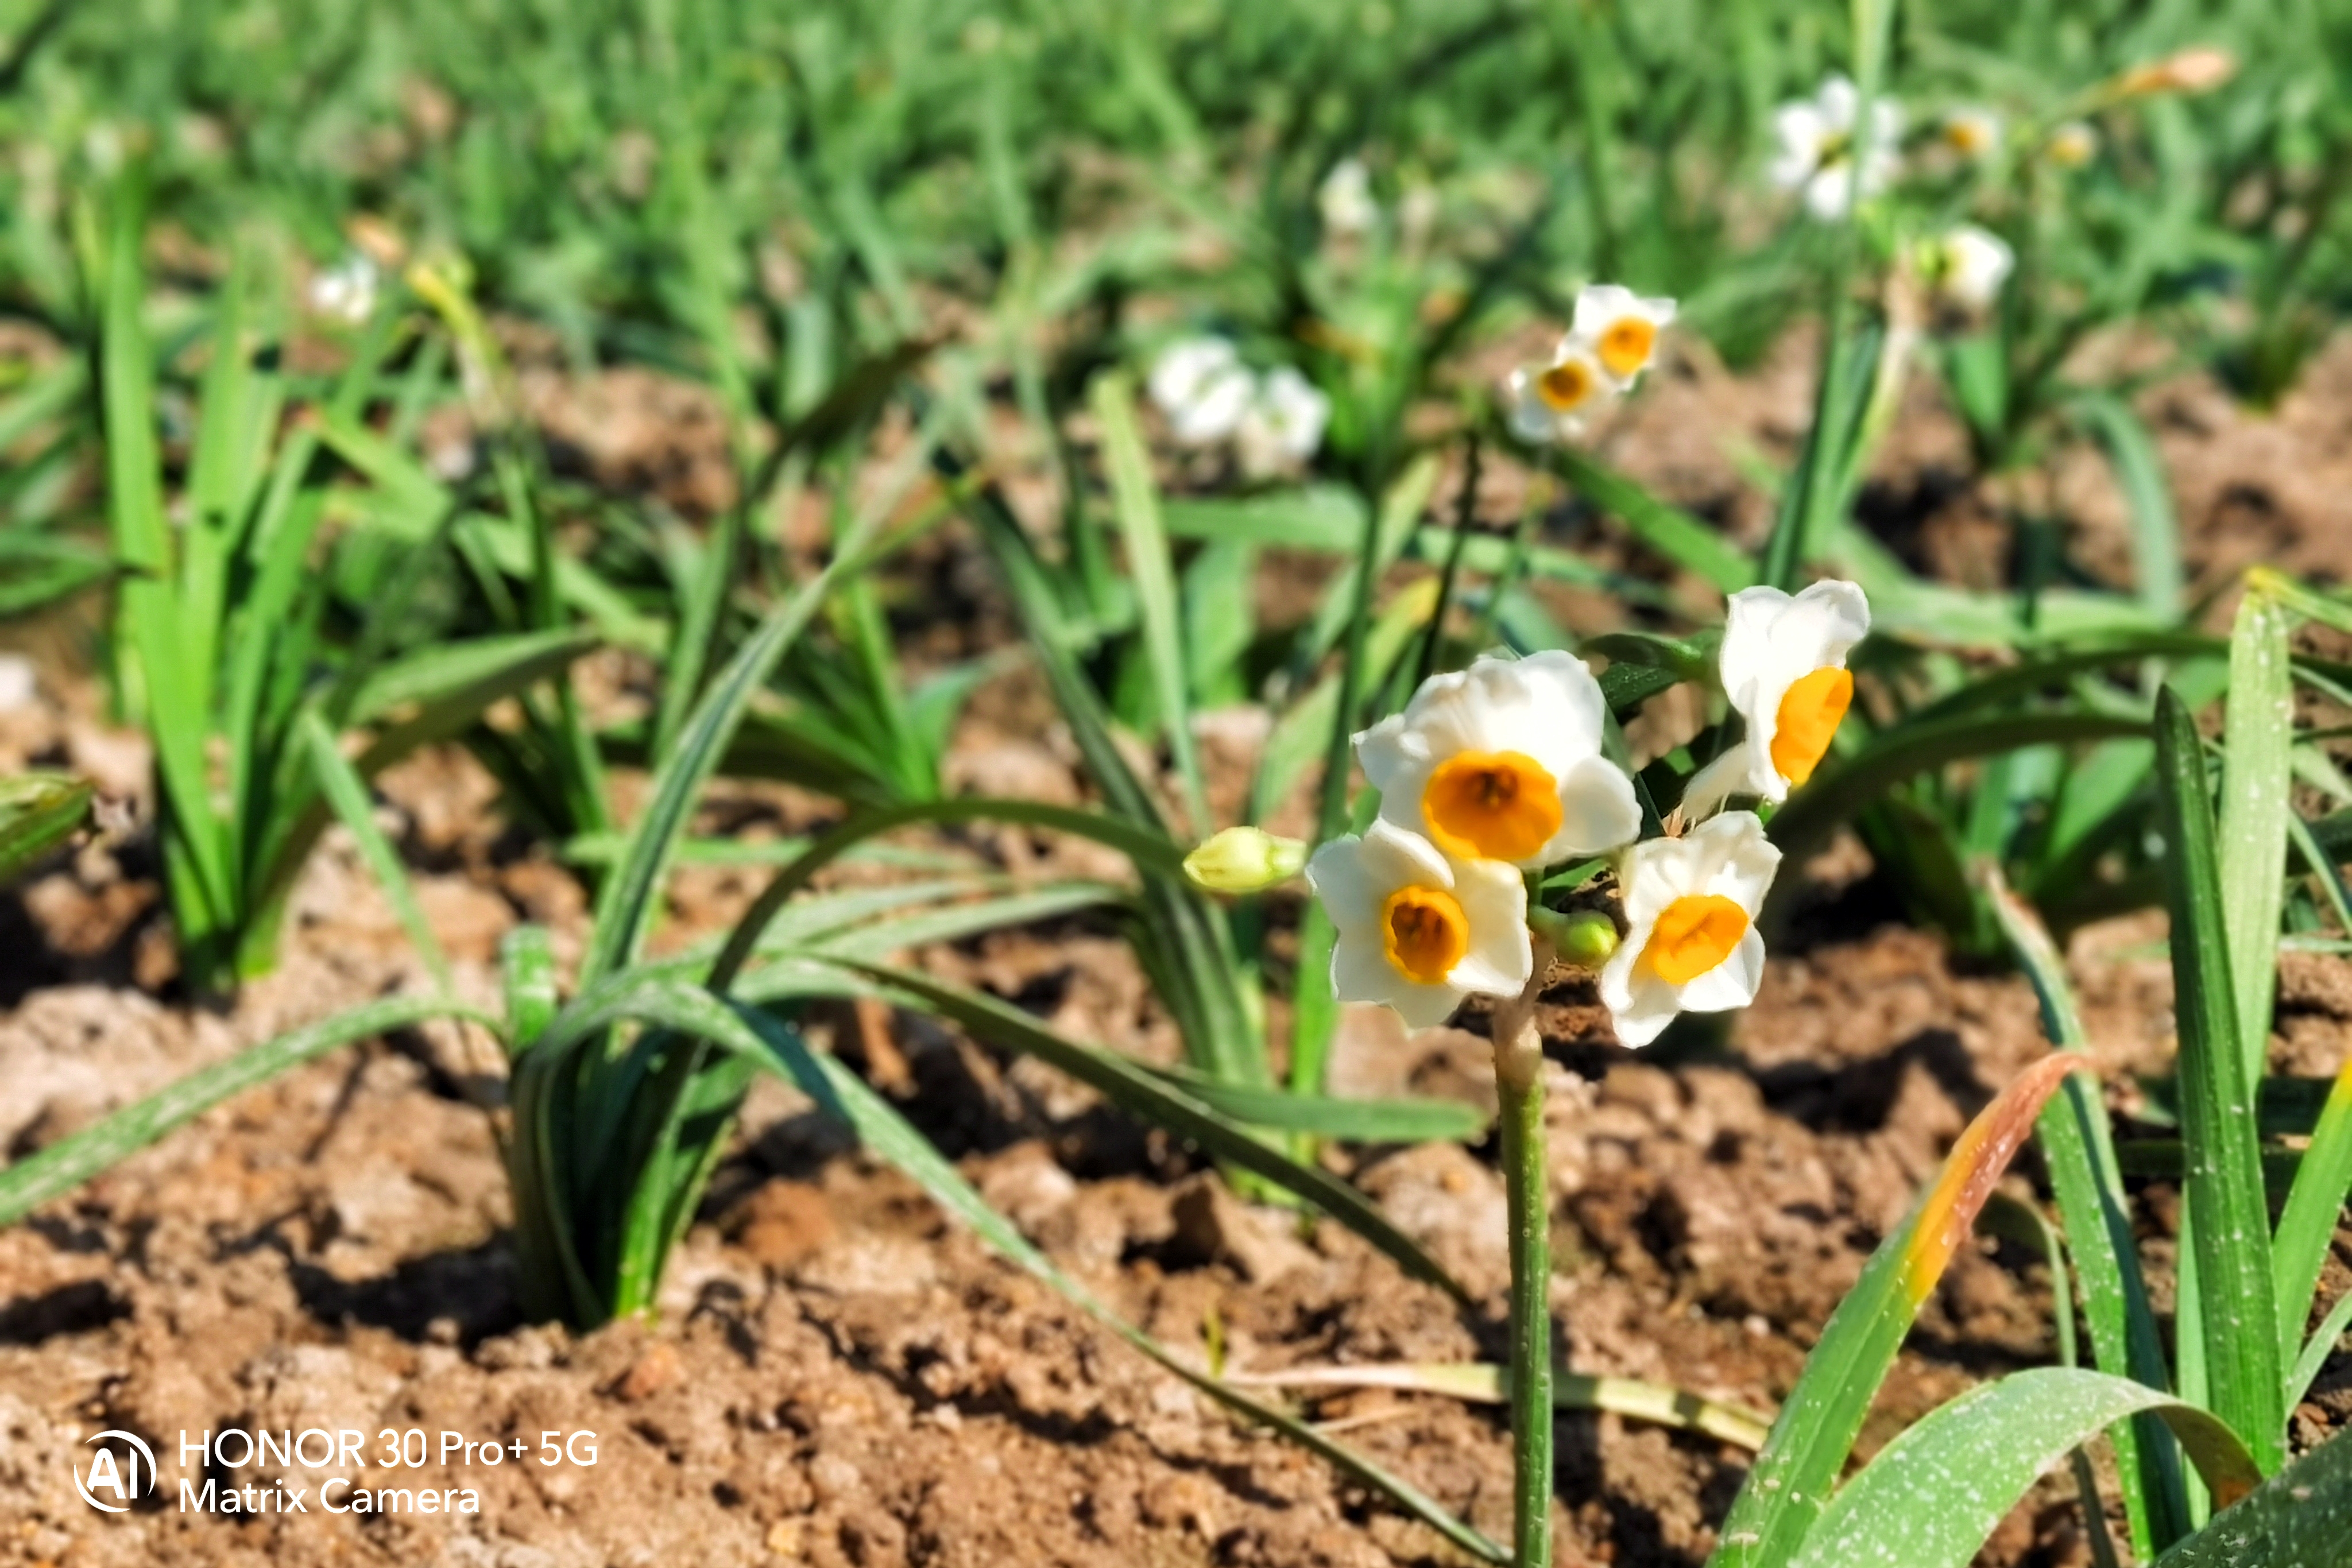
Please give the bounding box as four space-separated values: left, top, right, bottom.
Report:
3 0 2352 1563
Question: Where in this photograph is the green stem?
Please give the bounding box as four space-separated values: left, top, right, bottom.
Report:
1495 944 1555 1567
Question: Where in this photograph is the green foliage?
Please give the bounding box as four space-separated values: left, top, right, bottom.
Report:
0 771 90 886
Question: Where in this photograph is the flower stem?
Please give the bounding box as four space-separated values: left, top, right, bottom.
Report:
1492 944 1554 1567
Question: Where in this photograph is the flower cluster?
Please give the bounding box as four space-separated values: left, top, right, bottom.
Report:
1303 578 1867 1049
1769 75 1904 220
1506 282 1676 445
1148 338 1332 477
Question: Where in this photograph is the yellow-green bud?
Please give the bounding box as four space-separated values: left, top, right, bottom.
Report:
1532 907 1620 967
1183 827 1309 895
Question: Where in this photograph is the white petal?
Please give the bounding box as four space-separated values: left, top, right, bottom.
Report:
1609 967 1686 1048
1696 810 1783 915
1330 925 1399 1006
1618 833 1708 927
1510 651 1610 775
1771 103 1827 181
1675 928 1766 1014
1358 818 1455 890
1506 370 1566 443
1596 927 1646 1015
1805 165 1857 220
1571 282 1641 340
1816 75 1859 132
1720 584 1794 714
1448 859 1534 994
1543 752 1642 860
1354 711 1423 795
1677 742 1754 822
1306 836 1383 930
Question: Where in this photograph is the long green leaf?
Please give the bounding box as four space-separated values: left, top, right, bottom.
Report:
2154 685 2284 1474
826 958 1470 1306
2274 1053 2352 1372
1766 712 2149 863
0 995 497 1226
1986 873 2191 1554
1790 1369 2259 1568
2152 1428 2352 1567
2074 394 2184 621
1552 448 1752 594
345 628 600 728
298 711 452 993
2220 584 2294 1095
1707 1054 2083 1568
1092 371 1207 832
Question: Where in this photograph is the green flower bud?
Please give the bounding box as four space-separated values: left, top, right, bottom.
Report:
1531 907 1620 967
1183 827 1308 895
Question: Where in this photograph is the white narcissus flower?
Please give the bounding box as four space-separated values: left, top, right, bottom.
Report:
1148 338 1255 445
308 255 381 324
1599 810 1781 1047
1769 75 1903 220
1356 651 1642 872
1941 107 2003 161
1236 365 1330 477
1682 579 1871 815
1927 224 2015 311
1318 157 1379 238
1569 284 1677 387
1506 342 1612 445
1307 820 1532 1030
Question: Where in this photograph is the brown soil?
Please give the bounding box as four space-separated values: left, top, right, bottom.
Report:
3 332 2351 1567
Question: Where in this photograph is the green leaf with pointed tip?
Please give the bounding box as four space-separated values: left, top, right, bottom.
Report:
1789 1369 2260 1568
2154 685 2284 1475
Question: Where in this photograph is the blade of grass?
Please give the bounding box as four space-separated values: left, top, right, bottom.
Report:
2221 583 2295 1094
2273 1048 2352 1373
2074 395 2184 621
1707 1053 2085 1568
2154 685 2285 1474
297 710 452 994
0 995 497 1226
1092 370 1208 834
1985 870 2193 1554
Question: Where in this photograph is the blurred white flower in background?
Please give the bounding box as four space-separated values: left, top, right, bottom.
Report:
1307 819 1532 1030
1317 156 1379 238
1941 106 2003 162
1598 810 1781 1047
2045 120 2099 169
1769 75 1902 219
308 255 382 326
1569 284 1676 387
1682 579 1872 816
1356 652 1641 872
1505 342 1610 444
1924 224 2015 311
1148 337 1255 445
1235 365 1331 477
